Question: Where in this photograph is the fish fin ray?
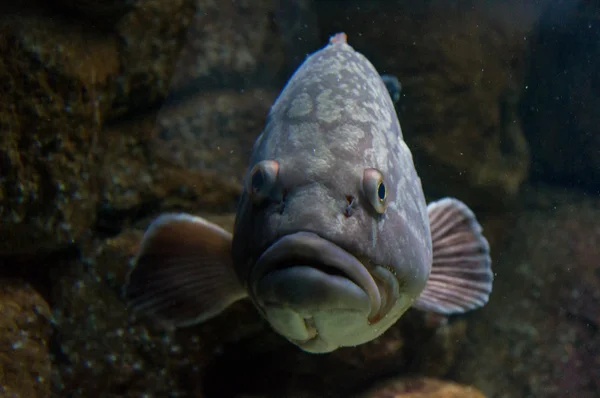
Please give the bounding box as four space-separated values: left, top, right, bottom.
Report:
124 213 247 328
413 198 493 315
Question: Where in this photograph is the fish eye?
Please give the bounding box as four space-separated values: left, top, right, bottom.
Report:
251 169 265 193
377 181 386 202
247 160 279 204
363 168 387 214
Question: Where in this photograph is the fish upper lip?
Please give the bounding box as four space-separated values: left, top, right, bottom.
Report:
250 231 382 320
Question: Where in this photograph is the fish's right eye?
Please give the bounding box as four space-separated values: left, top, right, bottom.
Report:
247 160 279 204
251 168 265 193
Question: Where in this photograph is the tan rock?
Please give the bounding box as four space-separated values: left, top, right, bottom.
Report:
356 377 485 398
0 281 52 398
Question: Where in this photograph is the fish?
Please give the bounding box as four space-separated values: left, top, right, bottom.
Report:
124 32 493 354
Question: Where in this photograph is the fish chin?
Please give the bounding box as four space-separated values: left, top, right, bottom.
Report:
250 232 384 352
260 300 377 353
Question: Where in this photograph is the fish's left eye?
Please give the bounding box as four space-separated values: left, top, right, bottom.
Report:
377 181 386 202
247 160 279 204
363 168 387 214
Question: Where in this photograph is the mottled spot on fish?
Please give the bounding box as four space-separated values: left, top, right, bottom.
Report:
333 124 364 153
316 89 343 123
288 122 320 149
347 99 374 123
288 92 313 119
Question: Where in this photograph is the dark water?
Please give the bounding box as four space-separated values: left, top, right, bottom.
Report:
0 0 598 397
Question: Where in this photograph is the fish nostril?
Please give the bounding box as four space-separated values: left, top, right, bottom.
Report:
344 195 355 217
278 188 288 215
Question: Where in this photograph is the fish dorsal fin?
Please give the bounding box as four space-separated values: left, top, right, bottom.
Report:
124 213 248 328
413 198 493 315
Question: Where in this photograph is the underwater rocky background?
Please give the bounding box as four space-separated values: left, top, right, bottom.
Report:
0 0 598 397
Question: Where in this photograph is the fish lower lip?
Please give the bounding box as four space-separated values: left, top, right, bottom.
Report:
250 232 382 319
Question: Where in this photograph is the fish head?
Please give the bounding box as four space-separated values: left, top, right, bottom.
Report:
231 35 432 353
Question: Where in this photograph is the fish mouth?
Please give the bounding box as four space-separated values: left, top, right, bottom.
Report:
250 231 382 322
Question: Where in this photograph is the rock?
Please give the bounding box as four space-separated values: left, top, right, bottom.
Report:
314 0 534 210
96 88 275 236
355 377 485 398
0 0 284 246
111 0 198 117
452 184 600 397
112 0 292 120
153 89 276 175
0 5 118 249
48 0 135 24
50 227 266 397
1 0 296 124
520 0 600 193
201 312 468 398
165 0 287 96
0 280 53 398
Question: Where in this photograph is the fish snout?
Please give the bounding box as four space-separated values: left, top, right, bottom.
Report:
250 232 382 352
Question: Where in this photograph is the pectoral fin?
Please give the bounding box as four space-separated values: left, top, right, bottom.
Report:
124 213 248 328
413 198 493 315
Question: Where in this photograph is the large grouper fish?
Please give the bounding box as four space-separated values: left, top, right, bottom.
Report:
124 33 493 353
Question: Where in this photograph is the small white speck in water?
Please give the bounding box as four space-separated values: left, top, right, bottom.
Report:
11 341 24 350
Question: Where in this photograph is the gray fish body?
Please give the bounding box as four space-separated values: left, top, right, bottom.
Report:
124 33 492 355
231 37 432 351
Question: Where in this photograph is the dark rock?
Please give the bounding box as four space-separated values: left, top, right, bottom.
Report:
165 0 288 97
50 227 267 397
452 184 600 397
48 0 135 25
154 89 277 176
0 9 117 249
111 0 295 119
0 0 289 249
0 280 53 398
201 312 468 397
520 0 600 193
96 88 276 236
110 0 199 118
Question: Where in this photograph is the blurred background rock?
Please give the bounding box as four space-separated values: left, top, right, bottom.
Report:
0 0 597 397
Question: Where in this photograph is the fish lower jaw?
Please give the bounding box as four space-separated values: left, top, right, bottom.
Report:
289 316 318 344
282 309 383 353
286 314 343 354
